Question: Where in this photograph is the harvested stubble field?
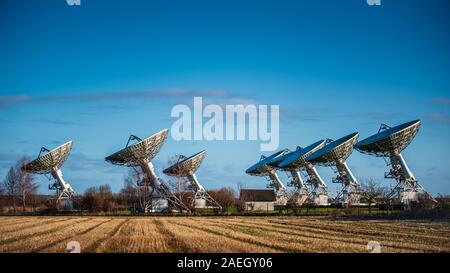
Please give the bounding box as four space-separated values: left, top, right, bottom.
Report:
0 216 449 253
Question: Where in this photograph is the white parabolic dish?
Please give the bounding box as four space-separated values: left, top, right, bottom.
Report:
246 150 288 176
22 141 73 173
163 151 206 177
105 129 168 166
278 139 327 169
306 132 359 166
354 120 421 157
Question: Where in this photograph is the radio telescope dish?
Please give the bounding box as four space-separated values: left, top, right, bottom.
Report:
306 133 361 207
164 151 206 177
22 141 75 204
246 150 289 206
307 133 359 166
355 120 421 157
354 120 421 157
105 129 190 213
105 129 168 167
279 140 327 170
246 150 287 176
354 120 435 205
265 148 310 206
277 140 329 206
163 151 222 209
23 141 72 174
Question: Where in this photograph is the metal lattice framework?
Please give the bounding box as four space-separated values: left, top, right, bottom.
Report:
105 129 191 213
163 151 222 209
277 140 329 206
22 141 75 204
354 120 435 204
266 148 310 206
306 133 361 207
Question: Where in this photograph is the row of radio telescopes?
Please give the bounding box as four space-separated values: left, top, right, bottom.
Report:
22 129 220 212
21 119 434 212
246 119 435 207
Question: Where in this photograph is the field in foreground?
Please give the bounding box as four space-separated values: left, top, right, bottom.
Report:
0 216 449 253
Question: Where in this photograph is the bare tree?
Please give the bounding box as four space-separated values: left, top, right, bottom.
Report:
82 186 102 212
236 181 244 193
435 194 450 210
165 155 192 212
3 167 19 214
120 177 138 209
0 175 4 195
165 176 190 211
123 167 157 213
98 184 116 211
360 178 387 213
81 184 117 212
15 157 39 212
286 189 303 213
236 181 245 211
208 187 236 210
1 157 38 214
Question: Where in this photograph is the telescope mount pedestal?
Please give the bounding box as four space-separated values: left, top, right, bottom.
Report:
140 161 191 213
48 169 75 209
385 153 435 206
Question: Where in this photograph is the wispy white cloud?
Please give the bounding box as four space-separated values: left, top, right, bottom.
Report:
279 108 407 124
0 88 239 109
427 113 450 124
0 95 31 108
65 153 109 172
0 152 22 169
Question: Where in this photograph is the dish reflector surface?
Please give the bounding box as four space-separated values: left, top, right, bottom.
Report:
354 120 421 157
266 149 299 168
278 140 327 169
22 141 73 174
163 151 206 176
246 150 288 176
306 133 359 166
105 129 168 167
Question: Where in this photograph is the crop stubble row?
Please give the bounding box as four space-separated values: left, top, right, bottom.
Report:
0 216 448 253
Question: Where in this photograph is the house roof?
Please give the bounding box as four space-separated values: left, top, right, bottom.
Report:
239 189 276 202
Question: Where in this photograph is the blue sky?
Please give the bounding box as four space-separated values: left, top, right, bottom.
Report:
0 0 449 196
